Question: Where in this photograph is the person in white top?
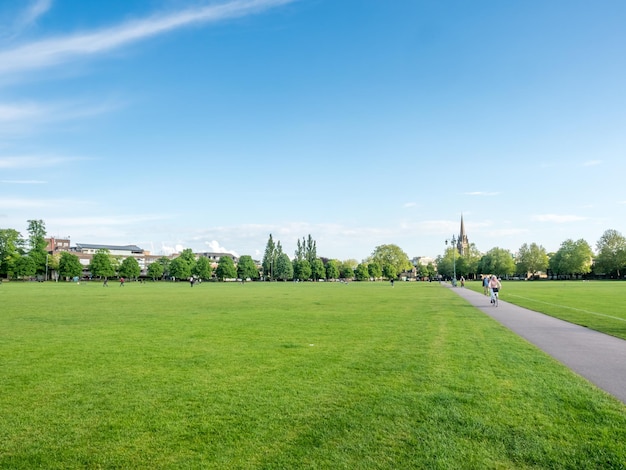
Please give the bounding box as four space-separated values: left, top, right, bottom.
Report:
488 275 501 304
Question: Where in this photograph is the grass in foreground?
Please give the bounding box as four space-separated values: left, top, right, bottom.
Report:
1 281 625 469
467 280 626 340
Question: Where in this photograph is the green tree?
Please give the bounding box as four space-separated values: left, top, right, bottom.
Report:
368 261 382 280
516 242 549 278
305 234 317 264
295 238 305 261
354 263 369 281
382 263 397 280
549 239 593 278
89 249 116 280
147 262 164 280
339 262 355 279
369 244 411 280
215 256 237 281
311 258 325 281
156 256 171 278
0 228 25 278
119 257 141 280
293 259 312 281
59 252 83 279
325 259 339 280
436 246 459 279
26 219 48 275
194 256 213 280
478 248 515 278
47 252 61 281
274 253 293 281
169 256 192 280
463 243 483 279
595 229 626 278
262 234 276 279
14 255 36 279
237 255 258 280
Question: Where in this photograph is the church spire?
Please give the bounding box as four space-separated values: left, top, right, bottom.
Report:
457 214 469 255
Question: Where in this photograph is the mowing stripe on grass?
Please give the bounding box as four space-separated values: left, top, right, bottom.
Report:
507 294 626 322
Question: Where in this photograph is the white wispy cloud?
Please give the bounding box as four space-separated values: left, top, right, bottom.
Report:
1 0 53 39
0 103 45 122
0 197 75 209
403 202 417 208
532 214 587 223
17 0 53 30
0 156 82 168
0 0 295 75
464 191 500 196
582 160 602 167
0 180 47 184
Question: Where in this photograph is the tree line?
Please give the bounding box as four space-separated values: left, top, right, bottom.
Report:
436 229 626 280
1 220 625 281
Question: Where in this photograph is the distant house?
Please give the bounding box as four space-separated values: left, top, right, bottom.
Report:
74 243 145 256
71 243 158 274
195 252 239 264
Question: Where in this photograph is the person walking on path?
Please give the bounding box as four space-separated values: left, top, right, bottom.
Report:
482 275 490 295
488 275 501 304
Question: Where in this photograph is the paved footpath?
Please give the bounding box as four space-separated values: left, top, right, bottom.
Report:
447 284 626 405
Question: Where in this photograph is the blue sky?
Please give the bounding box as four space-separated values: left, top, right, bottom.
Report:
1 0 625 261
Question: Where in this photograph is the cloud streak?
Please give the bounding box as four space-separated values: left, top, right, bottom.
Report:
0 156 82 169
532 214 587 223
0 0 295 75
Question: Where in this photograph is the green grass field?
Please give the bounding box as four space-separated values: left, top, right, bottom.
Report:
1 281 626 469
467 280 626 340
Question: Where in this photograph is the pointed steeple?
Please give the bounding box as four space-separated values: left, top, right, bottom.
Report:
457 214 469 256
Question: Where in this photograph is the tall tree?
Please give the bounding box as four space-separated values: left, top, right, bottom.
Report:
516 243 549 278
368 262 382 280
156 256 171 278
169 256 192 280
215 256 237 281
237 255 258 280
354 263 369 281
549 239 593 277
0 228 24 278
305 234 317 264
26 219 48 275
14 255 36 279
339 263 355 279
262 234 276 279
294 238 305 261
89 249 116 279
274 253 293 281
147 262 164 280
595 229 626 278
368 244 411 279
59 252 83 279
194 256 213 280
325 259 339 280
310 258 325 281
292 259 311 281
478 247 515 277
119 257 141 280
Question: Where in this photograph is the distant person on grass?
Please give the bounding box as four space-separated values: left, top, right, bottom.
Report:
482 275 490 296
120 277 125 287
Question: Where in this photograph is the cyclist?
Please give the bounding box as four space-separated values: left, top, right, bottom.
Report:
489 275 501 305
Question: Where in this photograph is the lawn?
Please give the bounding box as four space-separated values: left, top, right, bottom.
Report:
466 280 626 340
1 280 625 469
